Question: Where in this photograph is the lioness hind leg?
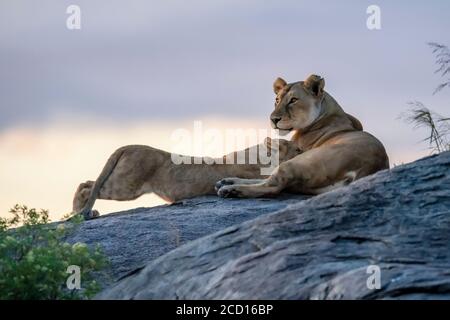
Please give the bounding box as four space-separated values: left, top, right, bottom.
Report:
72 181 100 218
72 177 145 219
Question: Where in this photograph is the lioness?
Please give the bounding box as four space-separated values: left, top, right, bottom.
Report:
215 75 389 198
73 74 389 219
73 138 301 219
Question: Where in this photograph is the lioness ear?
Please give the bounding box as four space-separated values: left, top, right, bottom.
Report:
273 77 287 94
303 74 325 97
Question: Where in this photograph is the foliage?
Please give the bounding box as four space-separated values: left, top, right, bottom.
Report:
0 205 107 300
429 42 450 94
404 102 450 153
402 43 450 153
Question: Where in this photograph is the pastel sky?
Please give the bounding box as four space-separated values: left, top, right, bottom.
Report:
1 1 449 219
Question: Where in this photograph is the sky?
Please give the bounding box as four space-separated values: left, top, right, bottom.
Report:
1 0 449 219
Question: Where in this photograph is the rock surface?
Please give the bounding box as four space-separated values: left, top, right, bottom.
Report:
95 152 450 299
64 194 308 287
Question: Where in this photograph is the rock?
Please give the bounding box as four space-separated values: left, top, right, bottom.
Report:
63 194 308 287
96 152 450 299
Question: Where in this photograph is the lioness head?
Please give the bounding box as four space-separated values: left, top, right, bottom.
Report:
270 74 325 135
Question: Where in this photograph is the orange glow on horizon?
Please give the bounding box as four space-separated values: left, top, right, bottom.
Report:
0 117 428 220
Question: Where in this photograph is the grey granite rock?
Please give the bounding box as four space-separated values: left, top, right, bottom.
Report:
64 194 308 287
96 152 450 299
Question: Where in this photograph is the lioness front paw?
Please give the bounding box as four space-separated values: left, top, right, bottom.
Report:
217 185 243 198
215 178 239 192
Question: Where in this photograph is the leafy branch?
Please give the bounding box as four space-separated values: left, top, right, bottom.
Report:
402 102 450 153
428 42 450 94
0 205 107 300
401 43 450 154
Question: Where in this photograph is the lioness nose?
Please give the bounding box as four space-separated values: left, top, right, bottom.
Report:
271 116 282 125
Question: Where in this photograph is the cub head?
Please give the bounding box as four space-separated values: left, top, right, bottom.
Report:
264 137 302 162
270 74 325 135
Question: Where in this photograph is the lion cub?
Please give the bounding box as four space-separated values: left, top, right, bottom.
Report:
73 138 301 219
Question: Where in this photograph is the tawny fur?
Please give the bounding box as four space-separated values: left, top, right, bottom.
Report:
73 138 301 218
215 75 389 199
73 74 389 219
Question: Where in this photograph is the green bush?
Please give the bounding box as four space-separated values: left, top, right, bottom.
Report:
0 205 107 300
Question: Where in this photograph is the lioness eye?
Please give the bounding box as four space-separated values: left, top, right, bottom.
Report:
289 97 298 104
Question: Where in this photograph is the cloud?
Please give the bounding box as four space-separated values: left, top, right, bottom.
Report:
0 1 449 219
1 0 449 130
